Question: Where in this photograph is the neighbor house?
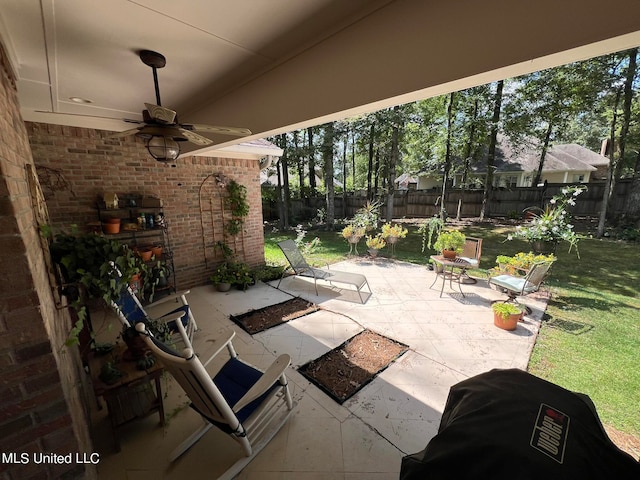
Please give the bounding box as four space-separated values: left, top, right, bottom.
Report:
415 142 609 190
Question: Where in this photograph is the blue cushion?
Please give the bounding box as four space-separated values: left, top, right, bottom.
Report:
116 292 147 324
491 275 536 294
214 358 280 424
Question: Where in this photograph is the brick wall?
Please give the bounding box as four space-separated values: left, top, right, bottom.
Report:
27 124 266 290
0 42 94 479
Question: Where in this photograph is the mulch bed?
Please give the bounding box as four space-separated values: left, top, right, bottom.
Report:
230 297 319 334
299 329 409 404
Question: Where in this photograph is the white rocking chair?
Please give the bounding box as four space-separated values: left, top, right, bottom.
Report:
135 323 295 479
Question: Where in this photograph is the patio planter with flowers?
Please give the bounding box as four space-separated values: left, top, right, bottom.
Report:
509 185 586 256
341 224 366 255
380 222 408 256
365 234 386 257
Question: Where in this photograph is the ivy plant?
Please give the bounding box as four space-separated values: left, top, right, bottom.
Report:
225 179 249 235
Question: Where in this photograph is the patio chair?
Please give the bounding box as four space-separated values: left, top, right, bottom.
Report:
277 239 371 303
109 263 197 350
457 237 482 284
488 260 554 310
135 323 295 478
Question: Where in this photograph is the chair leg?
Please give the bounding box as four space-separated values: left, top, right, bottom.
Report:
169 421 213 462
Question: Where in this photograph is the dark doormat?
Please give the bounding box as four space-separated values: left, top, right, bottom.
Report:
299 329 409 404
230 297 319 334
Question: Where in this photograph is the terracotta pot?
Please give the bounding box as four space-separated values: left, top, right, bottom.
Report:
442 249 457 259
151 245 163 257
104 217 121 224
493 312 520 331
138 249 153 262
102 222 121 234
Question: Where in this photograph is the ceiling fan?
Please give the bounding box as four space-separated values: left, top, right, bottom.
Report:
106 50 252 161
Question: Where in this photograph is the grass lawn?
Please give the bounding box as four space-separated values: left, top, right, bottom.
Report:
264 221 640 437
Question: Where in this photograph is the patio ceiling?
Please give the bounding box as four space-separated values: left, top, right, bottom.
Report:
1 0 640 156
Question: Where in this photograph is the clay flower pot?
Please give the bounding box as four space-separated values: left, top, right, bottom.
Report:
102 219 121 234
138 248 153 262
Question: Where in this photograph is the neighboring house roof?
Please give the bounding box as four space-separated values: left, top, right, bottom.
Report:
418 140 609 177
394 173 418 185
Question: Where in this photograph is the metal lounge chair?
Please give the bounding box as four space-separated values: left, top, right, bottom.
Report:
109 263 197 350
488 260 555 310
277 239 371 303
135 323 295 479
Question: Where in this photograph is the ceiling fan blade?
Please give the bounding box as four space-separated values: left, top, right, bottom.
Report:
177 128 213 146
144 103 177 124
181 123 252 136
106 127 143 139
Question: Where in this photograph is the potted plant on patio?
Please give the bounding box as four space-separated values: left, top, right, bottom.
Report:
380 222 408 256
210 262 235 292
48 229 149 347
491 302 522 331
341 224 366 255
433 230 466 259
365 234 386 257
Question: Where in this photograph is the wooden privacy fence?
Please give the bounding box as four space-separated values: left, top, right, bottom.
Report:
263 180 630 222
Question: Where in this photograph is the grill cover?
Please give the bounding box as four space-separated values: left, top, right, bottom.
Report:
400 369 639 479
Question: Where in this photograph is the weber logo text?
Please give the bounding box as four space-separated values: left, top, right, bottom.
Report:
530 403 570 463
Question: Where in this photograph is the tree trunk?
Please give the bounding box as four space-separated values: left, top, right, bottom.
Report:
279 134 291 228
440 92 454 220
480 80 503 221
457 98 478 220
597 90 621 238
367 123 375 200
610 47 637 206
386 106 400 221
532 123 553 187
307 127 316 192
343 135 348 218
294 131 305 197
322 124 335 229
351 130 356 195
373 149 380 198
622 149 640 226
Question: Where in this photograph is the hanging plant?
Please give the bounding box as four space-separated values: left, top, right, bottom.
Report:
225 179 249 235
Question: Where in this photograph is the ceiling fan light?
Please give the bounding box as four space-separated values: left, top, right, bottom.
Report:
146 135 180 161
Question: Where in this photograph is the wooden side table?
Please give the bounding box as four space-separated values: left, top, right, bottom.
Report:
88 345 165 451
429 255 472 297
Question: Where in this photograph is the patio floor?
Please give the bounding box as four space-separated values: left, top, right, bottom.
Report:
91 257 550 479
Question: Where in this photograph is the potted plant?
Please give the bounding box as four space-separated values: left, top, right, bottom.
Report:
341 224 366 255
48 229 148 346
210 262 235 292
380 222 408 256
491 302 522 331
352 200 381 232
365 234 386 257
507 185 586 256
229 261 255 290
433 230 466 259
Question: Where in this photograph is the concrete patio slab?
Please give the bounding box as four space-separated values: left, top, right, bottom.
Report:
91 258 549 479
